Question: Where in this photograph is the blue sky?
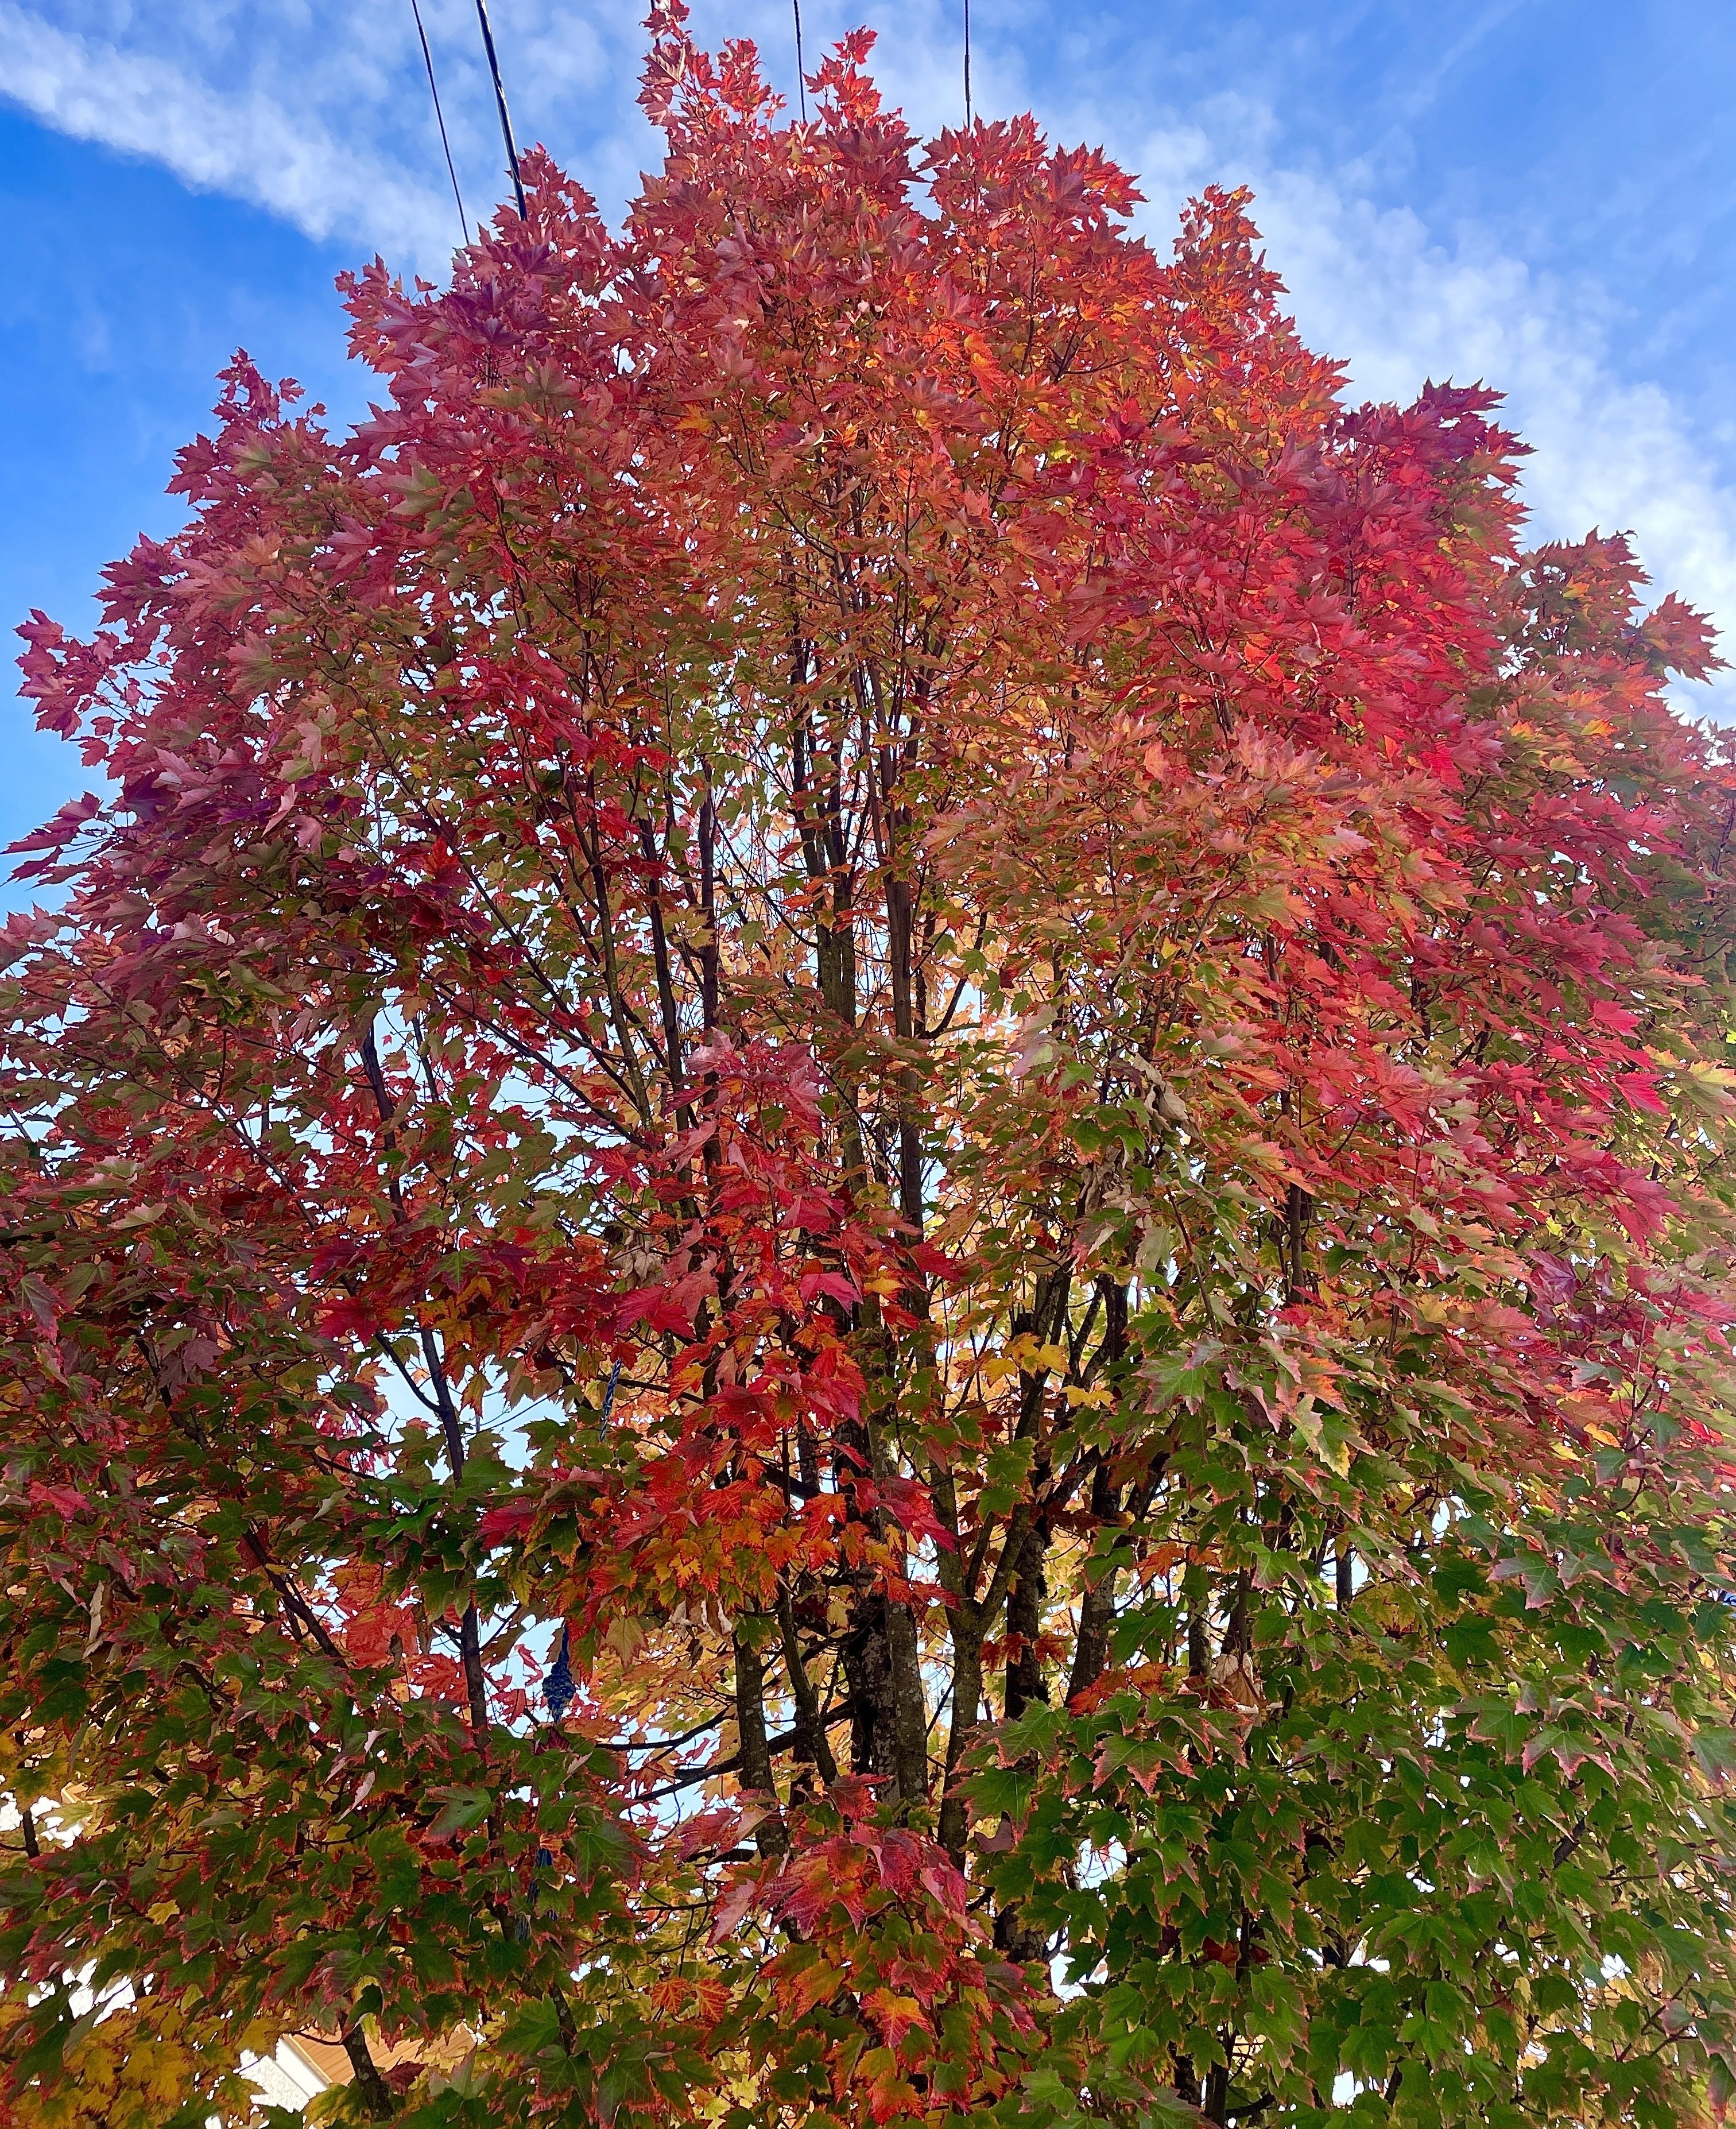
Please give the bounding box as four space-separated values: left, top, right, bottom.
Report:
5 0 1735 872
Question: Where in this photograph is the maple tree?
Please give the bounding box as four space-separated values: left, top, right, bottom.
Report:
6 9 1736 2125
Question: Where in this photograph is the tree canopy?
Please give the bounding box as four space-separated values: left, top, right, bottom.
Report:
5 10 1736 2126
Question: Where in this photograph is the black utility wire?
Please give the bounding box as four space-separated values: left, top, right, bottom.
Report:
792 0 807 123
473 0 529 219
410 0 469 245
963 0 972 126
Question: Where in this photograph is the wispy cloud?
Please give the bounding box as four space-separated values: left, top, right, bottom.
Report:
1043 56 1736 714
0 1 455 259
1249 169 1736 710
2 0 1729 708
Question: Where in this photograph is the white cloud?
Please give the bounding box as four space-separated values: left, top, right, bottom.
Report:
1247 170 1736 711
2 0 1730 708
0 1 455 259
1065 83 1736 714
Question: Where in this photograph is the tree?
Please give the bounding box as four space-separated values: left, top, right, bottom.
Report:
3 9 1736 2124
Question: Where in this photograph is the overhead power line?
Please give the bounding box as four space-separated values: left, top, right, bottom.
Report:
472 0 529 220
963 0 972 128
792 0 807 124
409 0 469 246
